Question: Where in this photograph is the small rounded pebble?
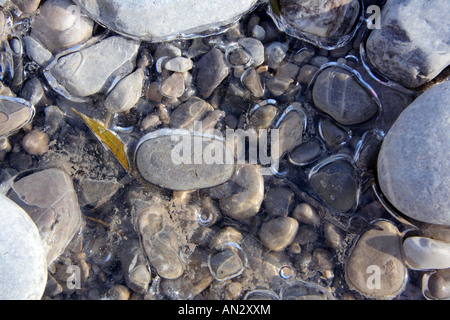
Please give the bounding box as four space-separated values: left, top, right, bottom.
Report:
22 130 50 155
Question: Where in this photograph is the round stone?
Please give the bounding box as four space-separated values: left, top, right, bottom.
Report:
345 220 408 299
312 66 378 125
0 194 47 300
377 80 450 226
135 129 235 191
259 217 299 251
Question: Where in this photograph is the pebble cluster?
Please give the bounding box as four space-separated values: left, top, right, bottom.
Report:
0 0 449 300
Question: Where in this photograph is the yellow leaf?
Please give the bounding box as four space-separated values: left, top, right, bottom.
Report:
270 0 281 16
71 108 130 172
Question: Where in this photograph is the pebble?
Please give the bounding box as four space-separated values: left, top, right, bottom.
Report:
135 129 235 190
247 104 278 129
104 68 144 113
219 164 264 220
292 202 321 227
164 56 193 73
196 47 229 99
266 77 293 96
160 248 213 299
366 0 450 88
238 37 265 67
104 284 131 300
210 226 243 251
31 0 94 54
48 36 140 97
289 138 324 165
241 68 264 98
23 36 54 67
310 158 359 212
137 205 185 279
426 268 450 300
0 194 47 300
0 96 34 137
263 187 295 217
293 49 315 66
160 72 185 99
73 0 259 41
208 247 245 281
259 217 299 251
169 97 213 129
140 114 161 131
276 0 361 38
21 130 50 155
9 168 82 265
403 237 450 270
276 108 304 158
312 66 379 125
377 80 450 226
323 223 343 249
318 118 351 148
345 220 408 299
11 0 41 13
265 42 288 69
297 64 318 85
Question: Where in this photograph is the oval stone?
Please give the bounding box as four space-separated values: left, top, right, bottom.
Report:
403 236 450 270
135 129 235 190
0 194 47 300
345 220 408 299
377 81 450 226
73 0 259 42
312 66 379 125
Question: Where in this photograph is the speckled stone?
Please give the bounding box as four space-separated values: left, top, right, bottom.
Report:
377 81 450 226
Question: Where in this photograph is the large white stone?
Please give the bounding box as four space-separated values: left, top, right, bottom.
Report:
0 194 47 300
73 0 259 41
377 81 450 226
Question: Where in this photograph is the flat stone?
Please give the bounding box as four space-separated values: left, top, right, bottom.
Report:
196 48 229 99
8 168 82 265
164 57 194 73
48 36 140 97
366 0 450 88
277 0 360 38
160 72 185 99
345 220 407 299
0 96 34 138
312 66 378 125
73 0 259 41
377 81 450 226
104 68 144 113
169 97 214 129
403 236 450 270
135 129 235 191
0 194 47 300
137 205 185 279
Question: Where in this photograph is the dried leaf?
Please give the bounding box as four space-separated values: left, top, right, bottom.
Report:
270 0 281 16
71 108 130 171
